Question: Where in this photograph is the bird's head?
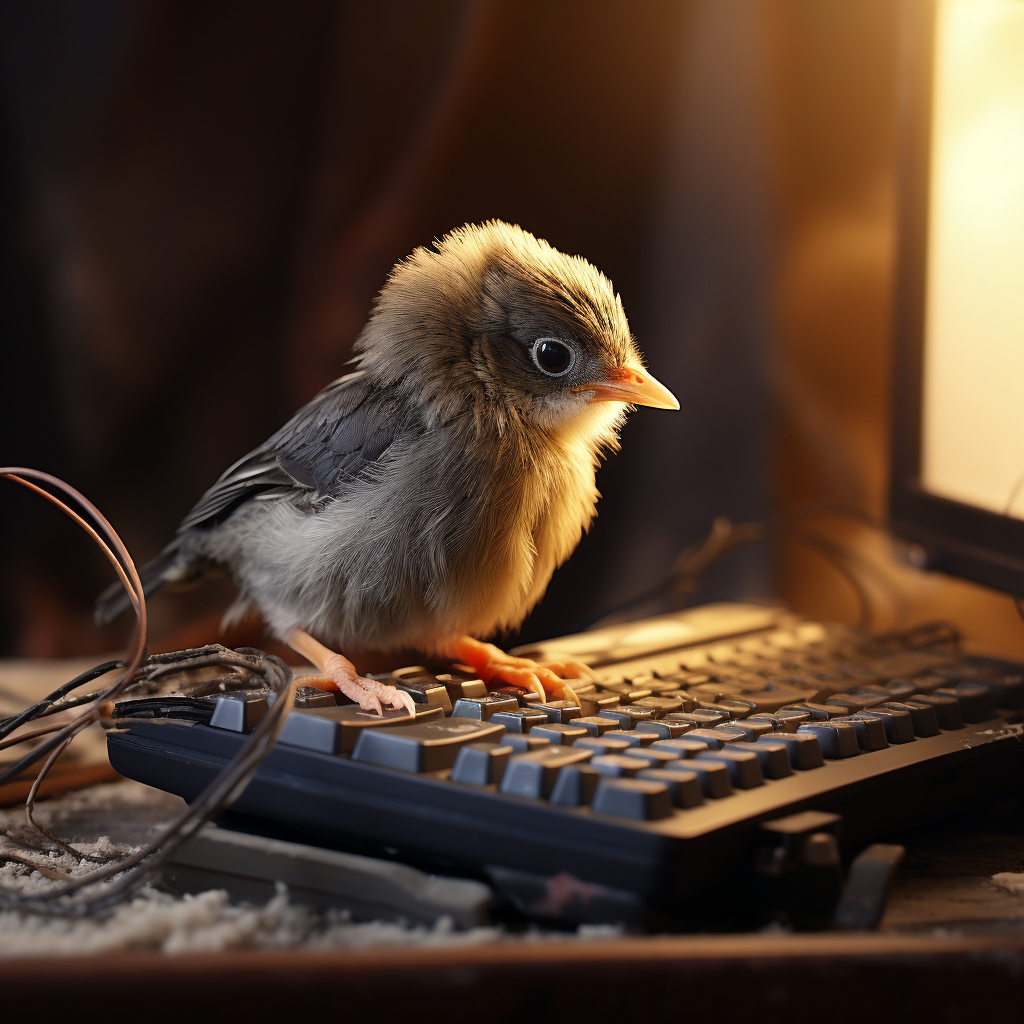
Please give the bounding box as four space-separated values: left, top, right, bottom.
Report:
355 221 678 443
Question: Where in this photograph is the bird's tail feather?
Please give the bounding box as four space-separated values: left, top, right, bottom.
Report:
94 543 183 625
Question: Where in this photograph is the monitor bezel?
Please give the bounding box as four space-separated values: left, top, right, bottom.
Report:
889 0 1024 596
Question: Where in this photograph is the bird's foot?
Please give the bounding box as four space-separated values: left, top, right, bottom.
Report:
304 657 417 716
443 636 591 704
286 629 415 716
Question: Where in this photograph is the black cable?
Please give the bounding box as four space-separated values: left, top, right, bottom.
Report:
0 646 295 915
0 660 124 742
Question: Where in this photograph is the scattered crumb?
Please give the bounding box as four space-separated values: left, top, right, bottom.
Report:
0 883 506 956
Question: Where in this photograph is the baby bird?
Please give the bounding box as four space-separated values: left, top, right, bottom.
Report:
96 222 678 713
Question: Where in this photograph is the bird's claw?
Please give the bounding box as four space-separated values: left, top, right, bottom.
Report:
308 657 416 717
479 655 589 705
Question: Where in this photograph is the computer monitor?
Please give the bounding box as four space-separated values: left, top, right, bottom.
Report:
890 0 1024 596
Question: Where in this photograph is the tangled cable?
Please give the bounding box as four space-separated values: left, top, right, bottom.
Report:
0 468 296 915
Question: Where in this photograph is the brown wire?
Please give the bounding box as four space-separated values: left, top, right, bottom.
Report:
0 468 147 891
0 467 300 915
0 470 146 781
25 733 107 863
0 720 68 753
0 852 71 883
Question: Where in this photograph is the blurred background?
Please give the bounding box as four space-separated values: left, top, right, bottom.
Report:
2 0 1023 664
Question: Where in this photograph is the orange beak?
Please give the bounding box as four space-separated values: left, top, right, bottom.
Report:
574 364 680 410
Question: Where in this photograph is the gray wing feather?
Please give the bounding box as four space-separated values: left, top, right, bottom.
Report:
177 371 410 533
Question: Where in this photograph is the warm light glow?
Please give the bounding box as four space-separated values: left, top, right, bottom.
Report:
921 0 1024 518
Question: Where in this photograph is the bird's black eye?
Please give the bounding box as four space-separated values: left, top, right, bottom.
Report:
531 338 574 377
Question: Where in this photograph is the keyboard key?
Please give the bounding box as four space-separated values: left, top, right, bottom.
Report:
724 740 793 778
696 750 763 788
710 725 752 743
430 669 488 701
591 755 647 778
765 732 825 769
883 700 939 737
984 673 1023 710
911 692 963 730
530 722 589 746
775 707 812 731
634 718 694 740
852 687 896 706
600 729 656 748
598 706 655 729
375 673 453 714
879 680 918 701
685 729 727 750
633 676 684 694
935 657 1024 709
491 708 550 733
527 700 582 724
842 712 889 751
630 695 685 718
574 716 619 736
700 718 761 741
681 760 733 798
618 747 682 768
574 735 634 756
503 734 553 753
723 718 774 741
578 692 622 716
450 742 513 785
797 721 860 759
673 710 732 727
281 703 441 755
747 712 782 730
488 685 534 706
861 706 914 744
935 684 998 723
350 716 502 770
657 692 701 713
548 763 601 806
651 738 708 758
637 768 703 807
904 673 947 694
291 686 339 709
597 681 653 703
592 779 673 820
659 714 699 733
452 694 520 721
500 746 593 798
789 702 849 720
713 698 757 719
209 694 270 733
825 692 885 711
707 724 748 744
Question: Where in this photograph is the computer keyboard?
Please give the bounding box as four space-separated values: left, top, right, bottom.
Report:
106 603 1024 919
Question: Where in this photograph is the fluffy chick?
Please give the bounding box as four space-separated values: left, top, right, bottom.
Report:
96 222 678 712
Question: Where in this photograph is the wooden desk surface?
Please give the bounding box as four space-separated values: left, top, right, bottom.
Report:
3 930 1024 1021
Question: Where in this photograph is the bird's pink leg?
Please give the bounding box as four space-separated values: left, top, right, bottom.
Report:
440 635 590 705
286 628 415 716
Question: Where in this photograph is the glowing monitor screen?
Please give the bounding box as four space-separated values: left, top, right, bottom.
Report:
921 0 1024 520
